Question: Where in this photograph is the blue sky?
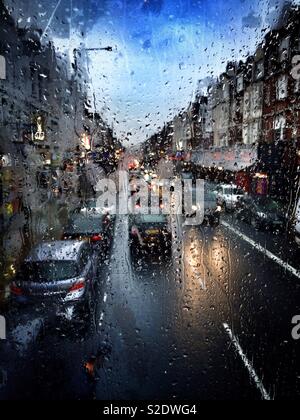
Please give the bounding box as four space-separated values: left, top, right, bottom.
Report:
45 0 289 144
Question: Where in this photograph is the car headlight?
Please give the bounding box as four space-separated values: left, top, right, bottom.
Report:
258 212 267 219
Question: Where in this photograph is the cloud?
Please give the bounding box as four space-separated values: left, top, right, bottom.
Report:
142 39 152 49
242 11 262 28
50 0 287 144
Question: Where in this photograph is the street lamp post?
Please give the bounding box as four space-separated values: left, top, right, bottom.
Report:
72 46 116 163
73 46 115 68
82 47 114 52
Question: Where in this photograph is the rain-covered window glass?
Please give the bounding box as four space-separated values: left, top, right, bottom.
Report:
2 0 300 404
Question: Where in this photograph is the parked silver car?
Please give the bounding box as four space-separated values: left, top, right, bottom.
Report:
10 241 98 318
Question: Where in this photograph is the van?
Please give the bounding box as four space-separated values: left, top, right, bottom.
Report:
215 184 245 212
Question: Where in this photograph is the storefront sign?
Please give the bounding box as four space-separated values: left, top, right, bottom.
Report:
192 146 258 172
253 174 269 195
35 116 45 141
32 115 45 142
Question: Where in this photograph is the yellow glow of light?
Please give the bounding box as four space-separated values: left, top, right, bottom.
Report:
255 173 268 179
81 134 91 151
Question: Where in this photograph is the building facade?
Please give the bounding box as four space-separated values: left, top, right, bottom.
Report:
0 1 116 287
187 5 300 207
0 0 97 221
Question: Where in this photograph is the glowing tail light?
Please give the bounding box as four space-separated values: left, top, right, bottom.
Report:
91 234 103 243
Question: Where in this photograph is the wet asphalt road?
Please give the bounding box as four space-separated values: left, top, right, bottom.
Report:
1 210 300 400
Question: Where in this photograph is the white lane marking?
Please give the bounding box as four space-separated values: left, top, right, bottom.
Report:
221 221 300 280
103 293 108 303
223 323 272 401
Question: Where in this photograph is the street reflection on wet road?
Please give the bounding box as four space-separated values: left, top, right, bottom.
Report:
1 212 300 400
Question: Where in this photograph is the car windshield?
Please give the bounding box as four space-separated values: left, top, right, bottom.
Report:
66 216 103 234
224 187 244 195
18 261 79 283
256 198 280 212
205 191 217 202
134 214 168 224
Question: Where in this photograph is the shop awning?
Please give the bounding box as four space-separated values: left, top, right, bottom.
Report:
192 145 258 172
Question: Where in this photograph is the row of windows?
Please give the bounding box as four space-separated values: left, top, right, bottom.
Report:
265 75 300 104
220 74 298 107
224 37 300 97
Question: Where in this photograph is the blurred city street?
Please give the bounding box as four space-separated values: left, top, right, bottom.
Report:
2 0 300 402
1 203 300 399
